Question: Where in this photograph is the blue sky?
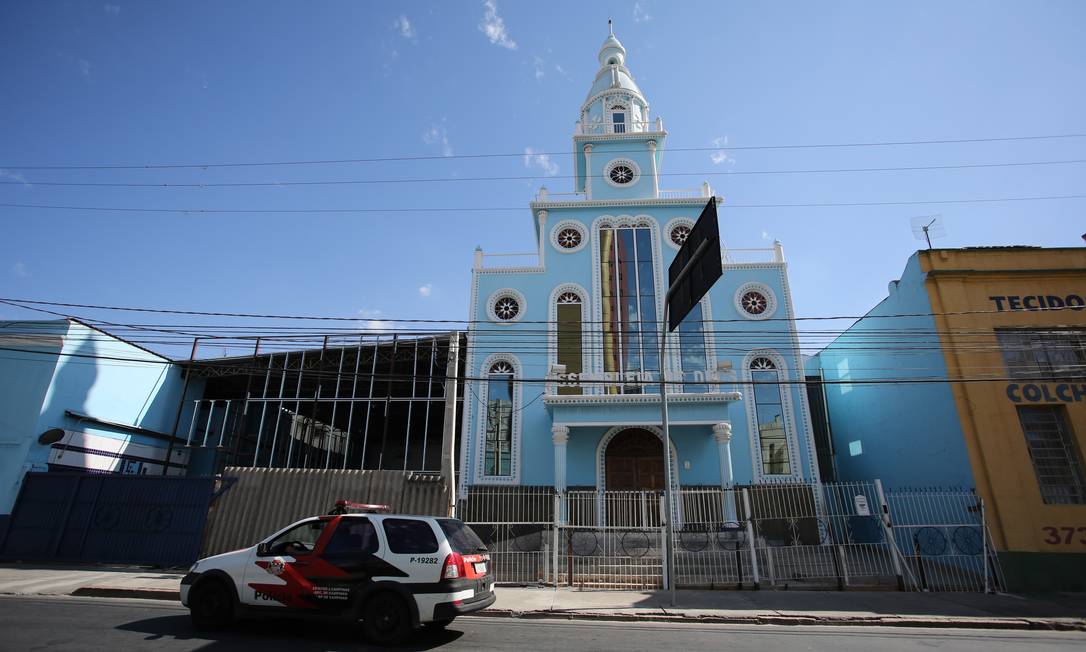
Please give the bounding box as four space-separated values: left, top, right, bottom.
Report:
1 1 1083 358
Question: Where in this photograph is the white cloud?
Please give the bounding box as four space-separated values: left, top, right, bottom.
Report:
103 4 120 15
77 59 92 77
13 262 28 278
418 284 433 298
358 308 392 332
394 14 416 41
709 135 732 165
422 121 453 157
479 0 517 50
0 169 30 187
633 1 652 23
533 55 545 80
523 147 559 176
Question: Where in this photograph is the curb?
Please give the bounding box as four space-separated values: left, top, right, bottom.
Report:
62 588 1086 632
71 587 180 601
473 608 1086 632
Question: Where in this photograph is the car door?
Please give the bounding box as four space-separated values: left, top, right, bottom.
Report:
377 517 444 582
242 517 332 609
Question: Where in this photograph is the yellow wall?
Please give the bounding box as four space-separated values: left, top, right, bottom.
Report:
920 248 1086 554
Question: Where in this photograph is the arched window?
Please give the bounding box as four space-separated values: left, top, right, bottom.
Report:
556 292 583 395
611 104 627 133
484 361 514 476
599 221 658 394
749 357 791 475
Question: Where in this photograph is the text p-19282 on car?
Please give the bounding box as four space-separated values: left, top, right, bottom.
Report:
180 504 494 644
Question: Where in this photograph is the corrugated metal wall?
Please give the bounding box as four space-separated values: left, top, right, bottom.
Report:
201 467 448 556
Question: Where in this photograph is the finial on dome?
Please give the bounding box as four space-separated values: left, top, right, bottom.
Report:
608 19 613 36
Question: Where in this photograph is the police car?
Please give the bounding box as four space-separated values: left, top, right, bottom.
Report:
180 502 494 644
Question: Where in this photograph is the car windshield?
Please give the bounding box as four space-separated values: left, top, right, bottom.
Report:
437 519 487 554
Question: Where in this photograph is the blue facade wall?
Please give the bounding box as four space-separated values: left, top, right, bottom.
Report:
464 199 818 489
813 254 975 490
0 320 202 513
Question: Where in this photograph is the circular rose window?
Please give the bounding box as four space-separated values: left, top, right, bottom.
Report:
740 291 768 316
670 225 691 246
557 228 582 249
609 165 634 184
494 297 520 320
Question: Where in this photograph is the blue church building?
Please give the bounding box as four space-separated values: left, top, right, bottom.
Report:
459 30 821 497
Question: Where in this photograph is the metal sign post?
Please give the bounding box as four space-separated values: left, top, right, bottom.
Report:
659 198 723 606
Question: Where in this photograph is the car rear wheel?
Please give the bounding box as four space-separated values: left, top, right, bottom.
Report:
189 579 235 629
362 592 413 645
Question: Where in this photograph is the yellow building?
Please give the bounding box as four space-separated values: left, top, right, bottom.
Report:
925 247 1086 589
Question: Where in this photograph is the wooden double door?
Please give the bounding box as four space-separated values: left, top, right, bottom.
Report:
604 428 666 491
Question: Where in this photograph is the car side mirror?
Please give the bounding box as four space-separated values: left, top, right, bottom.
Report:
257 542 271 556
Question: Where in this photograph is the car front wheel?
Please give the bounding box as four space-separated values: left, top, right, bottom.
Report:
189 579 235 629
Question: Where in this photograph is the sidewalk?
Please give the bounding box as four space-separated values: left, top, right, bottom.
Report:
1 564 1083 631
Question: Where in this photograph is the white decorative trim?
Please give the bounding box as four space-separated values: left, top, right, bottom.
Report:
550 220 588 254
741 349 803 484
663 217 695 250
777 261 823 487
473 352 524 485
477 267 546 275
531 196 715 210
603 158 641 188
486 288 527 324
734 282 778 320
544 391 741 406
458 270 481 495
582 88 650 115
547 283 590 395
590 214 666 397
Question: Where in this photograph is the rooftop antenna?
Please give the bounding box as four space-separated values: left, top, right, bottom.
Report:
910 214 946 250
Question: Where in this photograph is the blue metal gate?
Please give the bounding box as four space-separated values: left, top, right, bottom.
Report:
0 472 217 567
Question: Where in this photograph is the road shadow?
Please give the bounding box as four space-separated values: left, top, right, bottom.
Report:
116 613 464 651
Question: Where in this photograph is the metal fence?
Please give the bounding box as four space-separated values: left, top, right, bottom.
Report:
458 481 1004 592
0 472 218 567
201 467 447 556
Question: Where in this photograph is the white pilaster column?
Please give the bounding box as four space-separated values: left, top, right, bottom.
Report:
713 422 739 523
537 210 548 266
552 425 570 523
583 144 594 200
648 140 659 198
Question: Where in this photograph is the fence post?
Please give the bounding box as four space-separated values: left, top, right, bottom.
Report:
552 493 560 588
980 496 990 594
874 479 905 591
741 488 760 588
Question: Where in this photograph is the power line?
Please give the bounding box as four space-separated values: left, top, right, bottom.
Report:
3 296 1083 326
1 344 1080 388
3 158 1083 188
3 133 1084 170
2 193 1082 215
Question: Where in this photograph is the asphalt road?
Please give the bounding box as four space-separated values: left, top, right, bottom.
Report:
0 595 1083 652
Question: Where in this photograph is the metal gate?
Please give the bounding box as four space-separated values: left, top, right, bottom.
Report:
0 472 219 567
459 481 1004 592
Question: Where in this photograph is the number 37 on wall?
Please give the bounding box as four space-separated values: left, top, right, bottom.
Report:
1042 526 1086 545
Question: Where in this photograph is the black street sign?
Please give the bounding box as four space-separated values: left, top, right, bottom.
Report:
667 198 723 332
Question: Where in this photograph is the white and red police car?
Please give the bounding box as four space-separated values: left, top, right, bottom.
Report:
180 502 494 644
